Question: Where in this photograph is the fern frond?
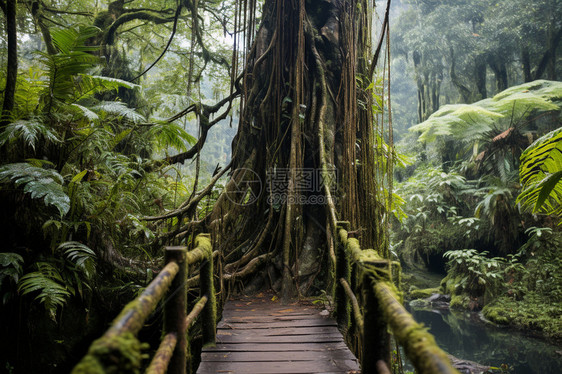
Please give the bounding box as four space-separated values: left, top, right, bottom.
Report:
517 127 562 215
93 101 146 123
58 241 96 279
0 163 70 216
147 121 197 152
0 119 60 150
18 262 71 319
73 75 140 102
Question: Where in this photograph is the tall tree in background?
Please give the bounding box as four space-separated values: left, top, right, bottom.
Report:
1 0 17 127
393 0 562 124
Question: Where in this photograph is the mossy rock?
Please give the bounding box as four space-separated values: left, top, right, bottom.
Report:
450 295 470 309
482 304 510 325
408 287 441 299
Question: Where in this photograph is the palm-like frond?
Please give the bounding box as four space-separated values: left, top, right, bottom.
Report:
0 163 70 216
517 127 562 215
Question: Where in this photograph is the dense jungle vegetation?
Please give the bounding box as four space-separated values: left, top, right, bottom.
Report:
0 0 560 373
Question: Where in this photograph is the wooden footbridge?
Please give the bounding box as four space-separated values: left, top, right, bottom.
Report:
72 227 460 374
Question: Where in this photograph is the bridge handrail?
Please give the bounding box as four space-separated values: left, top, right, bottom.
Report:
72 234 215 374
335 223 459 374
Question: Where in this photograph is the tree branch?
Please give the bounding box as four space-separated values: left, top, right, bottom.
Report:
368 0 391 79
142 161 232 222
103 11 176 45
131 4 182 82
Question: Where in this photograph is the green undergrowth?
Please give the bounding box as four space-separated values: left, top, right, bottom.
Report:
439 228 562 337
483 293 562 339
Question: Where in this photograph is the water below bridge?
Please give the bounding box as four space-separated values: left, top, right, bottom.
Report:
408 305 562 374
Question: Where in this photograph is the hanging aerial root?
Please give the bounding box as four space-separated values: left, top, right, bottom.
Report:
223 252 270 281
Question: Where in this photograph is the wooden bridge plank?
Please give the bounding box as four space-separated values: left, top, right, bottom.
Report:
196 360 359 373
217 326 340 335
202 342 351 352
201 350 358 362
217 319 337 329
196 295 360 373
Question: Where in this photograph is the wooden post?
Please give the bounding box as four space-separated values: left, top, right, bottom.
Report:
335 221 350 330
164 247 188 374
361 273 391 372
197 234 216 347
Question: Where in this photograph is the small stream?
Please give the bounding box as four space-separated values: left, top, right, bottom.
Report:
407 304 562 373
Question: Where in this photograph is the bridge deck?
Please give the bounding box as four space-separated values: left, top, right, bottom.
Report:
197 294 360 374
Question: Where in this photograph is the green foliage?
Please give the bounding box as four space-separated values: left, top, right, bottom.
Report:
18 262 72 320
443 249 505 299
517 127 562 216
0 163 70 216
59 241 97 280
0 119 60 151
0 253 24 304
17 241 97 320
411 80 562 145
147 121 197 152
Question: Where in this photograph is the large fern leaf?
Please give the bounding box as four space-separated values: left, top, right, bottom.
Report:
517 127 562 215
18 262 71 319
148 121 197 152
0 163 70 216
0 119 60 150
411 80 562 144
92 101 146 123
58 241 96 279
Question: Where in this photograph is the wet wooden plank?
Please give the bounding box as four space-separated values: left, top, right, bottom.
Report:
197 360 360 373
197 295 361 373
201 350 358 362
217 326 340 335
202 342 351 352
218 319 337 329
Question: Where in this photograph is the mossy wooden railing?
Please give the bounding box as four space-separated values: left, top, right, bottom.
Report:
72 234 215 374
334 222 459 374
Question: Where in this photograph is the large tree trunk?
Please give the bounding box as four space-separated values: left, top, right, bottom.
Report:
210 0 384 299
1 0 17 128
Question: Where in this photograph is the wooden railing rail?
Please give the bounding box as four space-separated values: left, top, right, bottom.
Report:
334 222 459 374
72 234 215 374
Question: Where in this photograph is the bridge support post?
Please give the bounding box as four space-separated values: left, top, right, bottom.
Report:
335 221 351 330
361 274 391 372
198 234 216 347
164 247 188 374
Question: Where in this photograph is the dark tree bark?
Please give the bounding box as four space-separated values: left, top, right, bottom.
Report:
533 27 562 80
522 47 532 82
1 0 17 128
488 56 508 93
